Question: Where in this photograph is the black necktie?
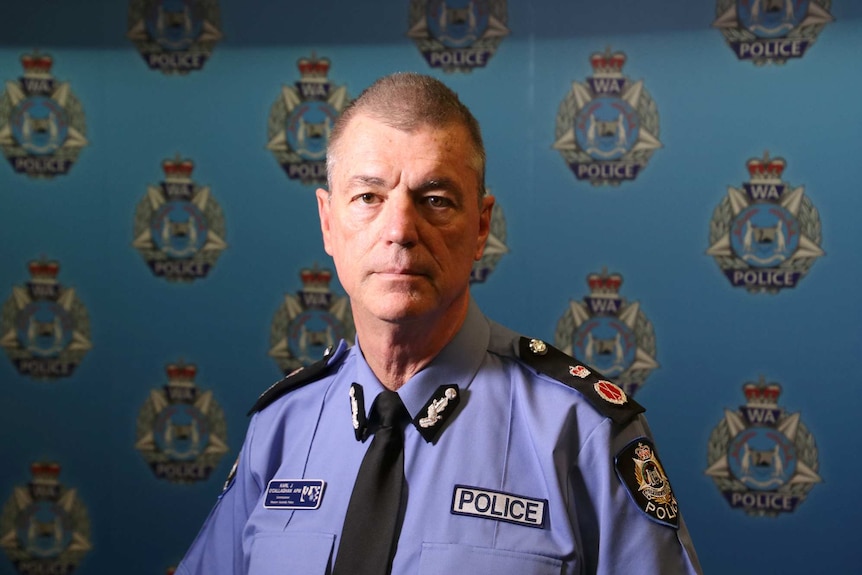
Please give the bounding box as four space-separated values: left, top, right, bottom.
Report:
333 389 408 575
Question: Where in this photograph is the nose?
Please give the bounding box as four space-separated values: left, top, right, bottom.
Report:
383 193 419 247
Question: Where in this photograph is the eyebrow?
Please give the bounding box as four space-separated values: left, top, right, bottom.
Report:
412 178 461 195
347 175 387 188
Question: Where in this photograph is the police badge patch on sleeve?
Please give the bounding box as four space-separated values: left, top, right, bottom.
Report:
615 438 679 528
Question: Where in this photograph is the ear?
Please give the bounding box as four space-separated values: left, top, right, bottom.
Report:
474 194 495 261
316 188 334 256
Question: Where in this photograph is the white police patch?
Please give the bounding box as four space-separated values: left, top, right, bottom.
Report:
451 485 546 528
264 479 326 510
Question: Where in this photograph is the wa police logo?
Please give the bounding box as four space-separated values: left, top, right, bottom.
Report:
713 0 833 65
127 0 223 74
553 48 661 186
705 378 822 516
135 361 229 483
554 270 658 397
615 439 679 528
133 155 228 282
0 52 88 179
471 195 508 283
267 53 350 186
269 265 355 375
707 152 823 293
0 259 92 380
407 0 510 73
0 463 92 574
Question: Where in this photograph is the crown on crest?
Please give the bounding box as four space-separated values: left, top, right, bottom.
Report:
743 375 782 407
21 51 53 76
300 264 333 293
634 442 653 461
590 47 626 77
166 361 198 387
747 151 786 183
297 52 330 82
587 268 623 297
28 257 60 284
30 462 61 484
162 154 195 182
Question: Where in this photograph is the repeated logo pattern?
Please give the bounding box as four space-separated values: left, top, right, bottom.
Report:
707 151 823 293
0 259 92 380
135 361 229 483
713 0 834 65
127 0 223 74
407 0 510 73
0 6 846 571
705 378 821 516
133 155 228 282
0 52 87 178
267 53 351 186
554 269 658 397
269 265 355 375
553 47 661 186
0 463 92 575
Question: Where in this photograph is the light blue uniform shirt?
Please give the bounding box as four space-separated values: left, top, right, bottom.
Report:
178 301 702 574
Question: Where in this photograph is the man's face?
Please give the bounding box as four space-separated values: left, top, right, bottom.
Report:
317 113 493 326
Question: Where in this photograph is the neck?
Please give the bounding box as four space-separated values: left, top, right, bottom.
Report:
355 299 469 391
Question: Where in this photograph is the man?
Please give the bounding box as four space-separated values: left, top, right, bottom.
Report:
177 72 702 574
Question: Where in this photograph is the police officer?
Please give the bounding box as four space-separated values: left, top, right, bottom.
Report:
177 73 702 575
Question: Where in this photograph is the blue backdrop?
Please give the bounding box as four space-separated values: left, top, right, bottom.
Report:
1 1 860 573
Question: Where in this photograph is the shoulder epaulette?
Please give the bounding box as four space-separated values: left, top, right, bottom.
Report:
247 346 340 415
518 336 645 426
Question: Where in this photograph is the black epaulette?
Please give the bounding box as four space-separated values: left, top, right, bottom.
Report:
518 337 645 426
247 346 338 415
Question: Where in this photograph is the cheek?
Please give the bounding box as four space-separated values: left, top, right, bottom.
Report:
443 231 482 266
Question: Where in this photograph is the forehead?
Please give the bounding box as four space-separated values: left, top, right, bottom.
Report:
331 113 476 179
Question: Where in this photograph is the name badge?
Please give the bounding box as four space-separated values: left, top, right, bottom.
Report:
264 479 326 510
451 485 546 529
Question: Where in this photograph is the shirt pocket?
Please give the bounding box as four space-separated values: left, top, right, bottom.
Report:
419 542 564 575
248 531 335 575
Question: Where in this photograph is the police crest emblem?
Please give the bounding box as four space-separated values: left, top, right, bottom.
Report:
133 155 228 282
269 265 355 375
266 53 351 186
707 152 823 293
615 439 679 528
553 47 661 186
127 0 223 74
0 463 92 574
0 259 92 380
471 195 508 284
713 0 833 65
554 269 658 397
407 0 510 73
0 52 88 178
135 361 229 483
705 378 822 516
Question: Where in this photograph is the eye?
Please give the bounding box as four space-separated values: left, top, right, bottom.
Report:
425 195 453 208
355 193 379 204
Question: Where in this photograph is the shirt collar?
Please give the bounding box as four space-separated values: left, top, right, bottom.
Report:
350 298 489 421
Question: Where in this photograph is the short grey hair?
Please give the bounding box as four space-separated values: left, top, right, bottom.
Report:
325 72 486 198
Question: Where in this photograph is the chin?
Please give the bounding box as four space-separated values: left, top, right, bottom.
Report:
366 293 440 324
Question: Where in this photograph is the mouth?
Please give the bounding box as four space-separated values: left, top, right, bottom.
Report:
376 270 426 277
374 266 430 280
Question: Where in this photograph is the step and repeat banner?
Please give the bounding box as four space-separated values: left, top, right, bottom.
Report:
1 1 860 573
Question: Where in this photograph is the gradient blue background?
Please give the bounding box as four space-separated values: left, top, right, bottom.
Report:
1 1 860 573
